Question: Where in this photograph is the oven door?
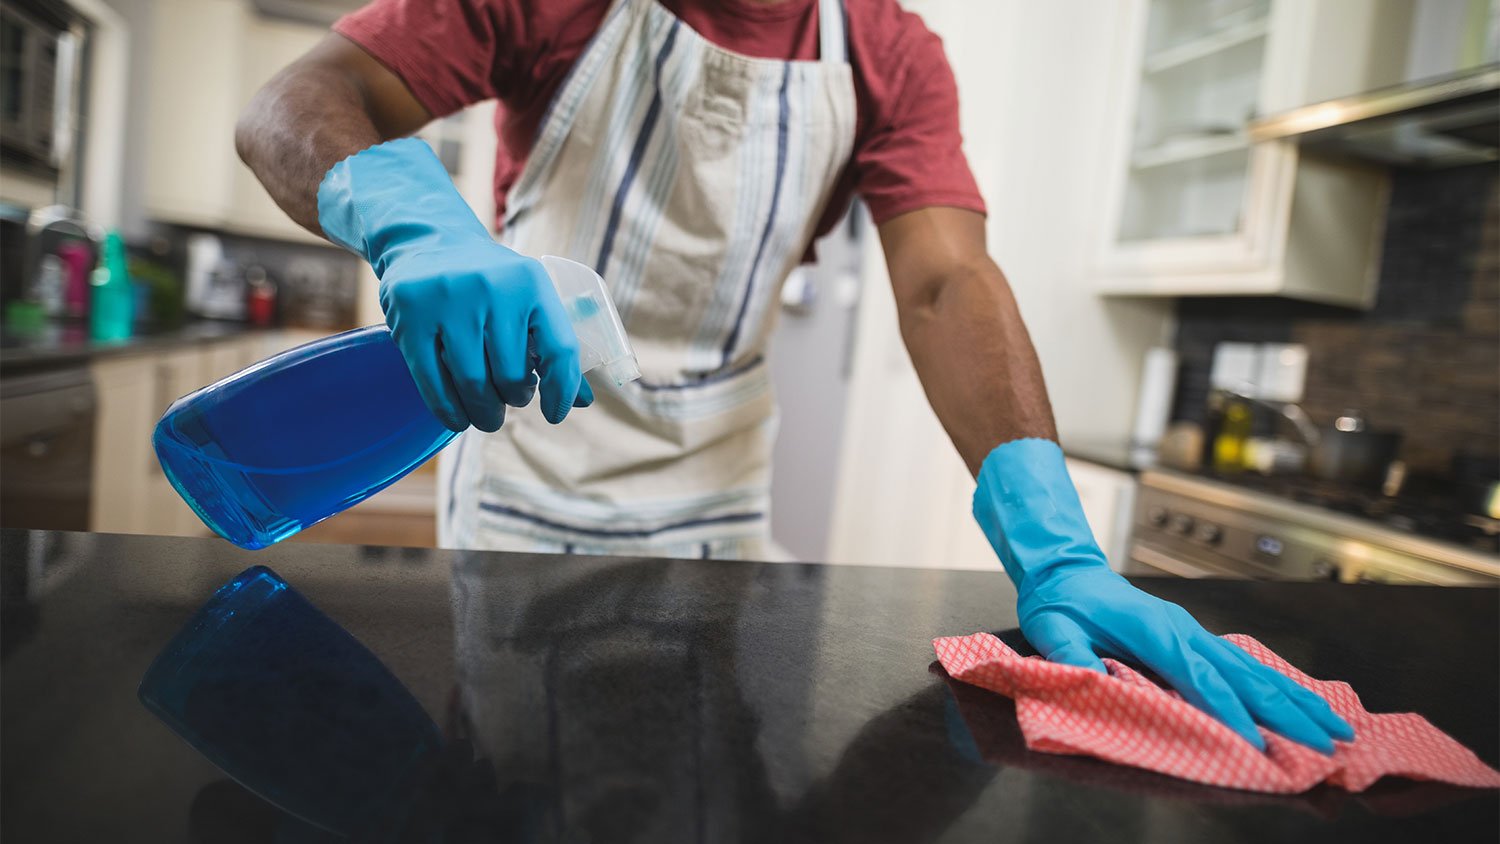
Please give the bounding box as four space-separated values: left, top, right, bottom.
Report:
0 366 95 532
1126 541 1257 579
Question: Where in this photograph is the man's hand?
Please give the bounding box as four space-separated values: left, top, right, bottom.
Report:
238 37 589 431
319 139 592 432
975 438 1355 753
1020 567 1355 752
377 240 593 433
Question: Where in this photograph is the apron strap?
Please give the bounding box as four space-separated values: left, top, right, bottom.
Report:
818 0 847 64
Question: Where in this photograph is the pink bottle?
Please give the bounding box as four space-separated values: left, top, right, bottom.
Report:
56 241 95 319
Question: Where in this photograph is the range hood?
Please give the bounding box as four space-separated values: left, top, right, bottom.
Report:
1247 65 1500 168
250 0 364 26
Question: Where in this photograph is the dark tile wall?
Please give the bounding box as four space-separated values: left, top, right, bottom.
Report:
1170 165 1499 474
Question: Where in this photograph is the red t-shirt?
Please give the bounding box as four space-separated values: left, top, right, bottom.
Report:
334 0 985 239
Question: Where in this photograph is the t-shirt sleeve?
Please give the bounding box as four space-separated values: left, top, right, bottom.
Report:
333 0 524 118
853 12 986 224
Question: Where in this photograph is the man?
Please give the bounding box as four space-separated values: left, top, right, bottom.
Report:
237 0 1352 754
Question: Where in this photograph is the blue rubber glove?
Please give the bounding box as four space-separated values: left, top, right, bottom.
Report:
318 138 593 433
974 438 1355 754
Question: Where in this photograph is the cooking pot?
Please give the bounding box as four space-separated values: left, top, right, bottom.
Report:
1452 452 1500 520
1308 410 1401 486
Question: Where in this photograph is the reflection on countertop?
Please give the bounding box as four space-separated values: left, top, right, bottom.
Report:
1 529 1496 842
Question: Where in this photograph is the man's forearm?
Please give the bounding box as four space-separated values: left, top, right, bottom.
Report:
900 261 1057 474
881 208 1056 476
235 34 431 236
236 64 380 235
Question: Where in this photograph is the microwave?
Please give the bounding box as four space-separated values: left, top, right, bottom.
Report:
0 1 84 172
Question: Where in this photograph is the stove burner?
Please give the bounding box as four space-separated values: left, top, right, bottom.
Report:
1203 472 1500 554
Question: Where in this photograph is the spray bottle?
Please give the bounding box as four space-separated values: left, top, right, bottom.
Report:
153 256 639 549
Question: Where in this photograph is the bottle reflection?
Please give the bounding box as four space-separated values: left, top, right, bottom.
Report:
138 566 450 841
140 559 1000 842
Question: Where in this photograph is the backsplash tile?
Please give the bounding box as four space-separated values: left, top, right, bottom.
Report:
1171 165 1499 474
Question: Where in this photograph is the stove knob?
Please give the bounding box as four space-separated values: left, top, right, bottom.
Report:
1195 523 1223 545
1147 506 1169 528
1170 514 1195 535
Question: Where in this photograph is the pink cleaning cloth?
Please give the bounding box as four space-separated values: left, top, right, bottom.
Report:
933 632 1500 794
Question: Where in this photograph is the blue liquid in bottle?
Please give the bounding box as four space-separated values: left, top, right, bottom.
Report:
153 326 456 549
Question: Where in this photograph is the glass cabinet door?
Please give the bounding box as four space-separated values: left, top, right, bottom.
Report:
1117 0 1272 245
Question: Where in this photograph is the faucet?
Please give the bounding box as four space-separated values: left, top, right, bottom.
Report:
26 204 100 275
1216 386 1322 447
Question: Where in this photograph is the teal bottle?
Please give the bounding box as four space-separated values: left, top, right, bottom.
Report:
89 230 133 341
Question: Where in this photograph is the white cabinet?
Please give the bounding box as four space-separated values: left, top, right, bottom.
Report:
144 2 499 250
90 354 157 534
142 0 247 228
143 1 324 243
227 16 328 242
1094 0 1414 307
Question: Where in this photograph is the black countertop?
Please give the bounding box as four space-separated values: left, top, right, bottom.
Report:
0 320 266 373
2 529 1496 843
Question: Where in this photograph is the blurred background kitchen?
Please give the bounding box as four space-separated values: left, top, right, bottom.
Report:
1 0 1496 584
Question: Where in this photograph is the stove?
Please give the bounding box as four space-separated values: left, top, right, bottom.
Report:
1213 472 1500 551
1127 470 1500 586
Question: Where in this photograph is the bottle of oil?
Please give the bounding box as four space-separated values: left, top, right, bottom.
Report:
1212 395 1253 474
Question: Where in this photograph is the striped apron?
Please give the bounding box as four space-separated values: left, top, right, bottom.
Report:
439 0 857 559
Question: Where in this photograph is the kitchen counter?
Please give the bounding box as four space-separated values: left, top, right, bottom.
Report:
1 529 1495 843
0 320 269 373
1062 438 1148 474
